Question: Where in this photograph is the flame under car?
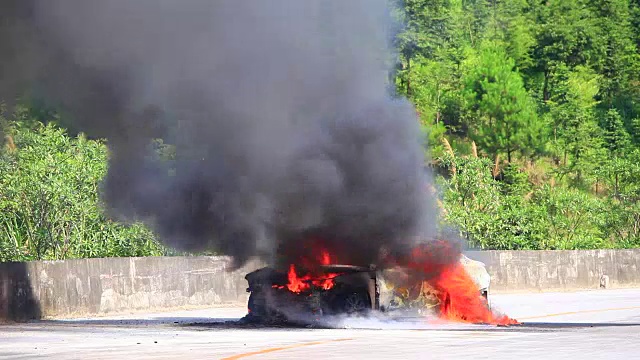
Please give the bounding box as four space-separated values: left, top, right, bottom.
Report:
244 254 491 323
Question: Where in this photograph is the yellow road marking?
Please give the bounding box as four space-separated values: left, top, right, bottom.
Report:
519 306 640 320
220 338 354 360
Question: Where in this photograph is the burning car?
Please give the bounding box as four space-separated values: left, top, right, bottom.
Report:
243 254 491 323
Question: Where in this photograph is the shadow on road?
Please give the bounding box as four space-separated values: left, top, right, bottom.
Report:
408 322 640 333
14 317 639 334
42 317 325 330
180 320 640 332
520 322 640 328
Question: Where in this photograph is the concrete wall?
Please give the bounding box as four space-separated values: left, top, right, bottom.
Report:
466 249 640 292
1 250 639 320
0 256 262 321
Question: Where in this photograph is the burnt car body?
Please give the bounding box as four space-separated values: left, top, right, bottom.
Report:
244 255 491 322
245 265 378 322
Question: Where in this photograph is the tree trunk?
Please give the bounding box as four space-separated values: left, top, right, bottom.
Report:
543 68 550 102
406 58 412 96
575 150 581 182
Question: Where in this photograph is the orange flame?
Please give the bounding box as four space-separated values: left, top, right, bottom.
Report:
273 250 342 293
407 241 518 325
286 264 307 293
280 264 342 293
431 264 519 325
321 250 331 265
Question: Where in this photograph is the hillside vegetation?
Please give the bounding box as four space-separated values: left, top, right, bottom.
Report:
394 0 640 249
1 0 640 261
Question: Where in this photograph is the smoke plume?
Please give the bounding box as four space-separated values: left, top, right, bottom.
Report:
0 0 438 267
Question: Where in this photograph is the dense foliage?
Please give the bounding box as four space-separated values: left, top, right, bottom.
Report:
0 113 169 261
395 0 640 248
2 0 640 261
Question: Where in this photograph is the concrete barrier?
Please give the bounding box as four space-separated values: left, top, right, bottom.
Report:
466 249 640 293
0 256 263 320
1 249 639 320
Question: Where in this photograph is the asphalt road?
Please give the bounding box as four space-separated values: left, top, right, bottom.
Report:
1 289 639 359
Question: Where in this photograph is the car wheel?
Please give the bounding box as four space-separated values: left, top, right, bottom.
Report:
342 292 370 315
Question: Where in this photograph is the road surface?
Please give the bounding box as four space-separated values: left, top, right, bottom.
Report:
1 289 639 359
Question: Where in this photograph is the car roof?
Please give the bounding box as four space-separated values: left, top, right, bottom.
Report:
320 264 372 273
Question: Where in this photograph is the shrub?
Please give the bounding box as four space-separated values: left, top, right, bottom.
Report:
0 119 167 261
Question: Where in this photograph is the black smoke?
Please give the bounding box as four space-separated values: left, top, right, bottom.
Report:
0 0 437 267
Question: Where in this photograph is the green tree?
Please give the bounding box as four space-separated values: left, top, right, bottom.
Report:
546 65 606 187
589 0 640 113
602 108 632 155
463 42 543 162
393 0 453 96
530 0 606 101
599 109 633 197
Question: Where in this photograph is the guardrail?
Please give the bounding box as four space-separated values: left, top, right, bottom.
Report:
0 256 261 321
467 249 640 292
